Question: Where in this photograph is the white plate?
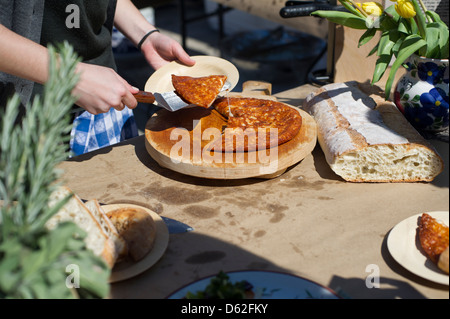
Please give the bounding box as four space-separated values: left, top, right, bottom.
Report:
101 204 169 283
167 270 340 299
145 55 239 96
387 211 449 285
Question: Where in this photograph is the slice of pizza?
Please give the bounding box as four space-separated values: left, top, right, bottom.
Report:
208 97 302 152
418 213 449 264
171 74 227 108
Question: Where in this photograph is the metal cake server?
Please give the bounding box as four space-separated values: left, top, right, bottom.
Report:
152 80 233 112
161 216 194 234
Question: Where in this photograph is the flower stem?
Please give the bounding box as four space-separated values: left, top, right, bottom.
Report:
418 0 429 22
418 0 428 12
411 0 427 39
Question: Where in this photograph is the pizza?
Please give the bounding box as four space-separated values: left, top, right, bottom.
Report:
418 213 449 264
172 74 227 108
208 97 302 152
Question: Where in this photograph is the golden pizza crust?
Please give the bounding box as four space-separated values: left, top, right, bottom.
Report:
418 213 449 271
172 74 227 108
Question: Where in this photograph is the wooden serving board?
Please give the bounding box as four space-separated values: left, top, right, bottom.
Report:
144 81 317 179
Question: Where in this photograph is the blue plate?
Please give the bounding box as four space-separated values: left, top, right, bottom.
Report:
167 270 340 299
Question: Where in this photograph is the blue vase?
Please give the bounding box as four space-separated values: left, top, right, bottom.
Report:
394 54 449 132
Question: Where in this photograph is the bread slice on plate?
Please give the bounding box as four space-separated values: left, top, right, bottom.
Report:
303 81 444 182
105 207 157 262
84 200 128 260
46 186 118 268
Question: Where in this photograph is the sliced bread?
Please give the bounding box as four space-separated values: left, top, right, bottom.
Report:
303 81 444 182
46 187 118 268
84 199 128 260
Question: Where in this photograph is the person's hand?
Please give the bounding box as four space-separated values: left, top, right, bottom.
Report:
72 62 139 115
140 31 196 70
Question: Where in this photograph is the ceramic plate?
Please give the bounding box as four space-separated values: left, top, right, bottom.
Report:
387 211 449 285
166 270 340 299
101 204 169 283
145 55 239 96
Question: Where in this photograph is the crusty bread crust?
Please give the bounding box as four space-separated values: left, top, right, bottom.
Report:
106 207 156 262
47 186 119 268
84 200 128 260
304 81 444 182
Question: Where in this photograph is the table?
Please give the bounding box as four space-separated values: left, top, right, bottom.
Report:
58 84 449 299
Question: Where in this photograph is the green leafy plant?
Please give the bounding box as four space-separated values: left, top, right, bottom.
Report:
0 42 110 298
312 0 449 99
185 271 253 299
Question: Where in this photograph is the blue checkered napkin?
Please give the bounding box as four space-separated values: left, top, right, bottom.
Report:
70 107 138 156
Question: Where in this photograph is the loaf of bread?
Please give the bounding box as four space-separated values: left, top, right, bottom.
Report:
106 207 156 262
303 81 444 182
84 200 128 260
46 187 119 268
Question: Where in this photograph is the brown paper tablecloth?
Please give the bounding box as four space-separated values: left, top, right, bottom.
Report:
58 84 449 299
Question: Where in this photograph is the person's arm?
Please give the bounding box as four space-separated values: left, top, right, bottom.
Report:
0 24 138 114
113 0 195 70
72 63 138 114
0 24 49 84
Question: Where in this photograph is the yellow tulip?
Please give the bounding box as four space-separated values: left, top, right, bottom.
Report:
395 0 416 18
356 2 384 16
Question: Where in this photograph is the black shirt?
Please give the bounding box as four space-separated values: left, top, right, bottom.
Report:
33 0 118 108
40 0 117 69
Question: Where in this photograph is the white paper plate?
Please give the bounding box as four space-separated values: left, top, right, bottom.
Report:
167 270 340 299
387 211 449 285
102 204 169 283
145 55 239 96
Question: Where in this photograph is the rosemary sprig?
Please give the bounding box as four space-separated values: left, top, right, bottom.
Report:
0 42 110 299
